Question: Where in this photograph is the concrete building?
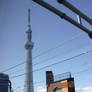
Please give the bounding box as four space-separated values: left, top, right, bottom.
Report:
46 71 75 92
0 73 11 92
24 8 34 92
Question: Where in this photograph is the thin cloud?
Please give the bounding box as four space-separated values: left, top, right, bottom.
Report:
76 87 92 92
37 86 46 92
83 87 92 92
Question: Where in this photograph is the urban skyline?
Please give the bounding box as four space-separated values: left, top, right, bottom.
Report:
0 0 92 92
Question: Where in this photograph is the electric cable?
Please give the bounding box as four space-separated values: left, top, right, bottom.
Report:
73 68 92 75
10 48 92 79
11 68 92 91
0 33 85 73
33 49 92 72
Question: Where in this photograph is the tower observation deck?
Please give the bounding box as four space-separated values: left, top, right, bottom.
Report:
24 8 34 92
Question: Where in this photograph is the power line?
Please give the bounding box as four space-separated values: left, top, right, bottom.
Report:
33 33 85 59
0 33 85 73
11 68 92 89
73 68 92 75
33 49 92 72
34 54 61 66
7 45 91 76
7 53 63 75
8 54 62 75
7 54 61 75
1 62 25 73
7 45 89 76
12 81 46 91
12 80 44 87
10 68 92 91
7 52 70 76
12 68 92 91
10 48 92 79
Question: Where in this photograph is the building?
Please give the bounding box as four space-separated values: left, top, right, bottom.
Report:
24 8 34 92
46 71 75 92
0 73 11 92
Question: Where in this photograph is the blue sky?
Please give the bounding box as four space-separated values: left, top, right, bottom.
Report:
0 0 92 92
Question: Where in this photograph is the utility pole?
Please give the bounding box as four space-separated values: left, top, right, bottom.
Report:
32 0 92 39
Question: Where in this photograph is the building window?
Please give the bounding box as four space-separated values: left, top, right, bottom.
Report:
54 88 62 92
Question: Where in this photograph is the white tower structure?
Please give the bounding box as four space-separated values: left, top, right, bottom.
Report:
24 8 34 92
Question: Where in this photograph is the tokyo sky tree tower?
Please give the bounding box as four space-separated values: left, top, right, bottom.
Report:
24 8 34 92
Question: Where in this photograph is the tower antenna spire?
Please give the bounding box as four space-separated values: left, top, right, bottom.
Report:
28 8 30 25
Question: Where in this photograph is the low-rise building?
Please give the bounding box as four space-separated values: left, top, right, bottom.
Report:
0 73 11 92
46 71 75 92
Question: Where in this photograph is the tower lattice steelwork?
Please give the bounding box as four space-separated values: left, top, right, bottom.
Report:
24 8 34 92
